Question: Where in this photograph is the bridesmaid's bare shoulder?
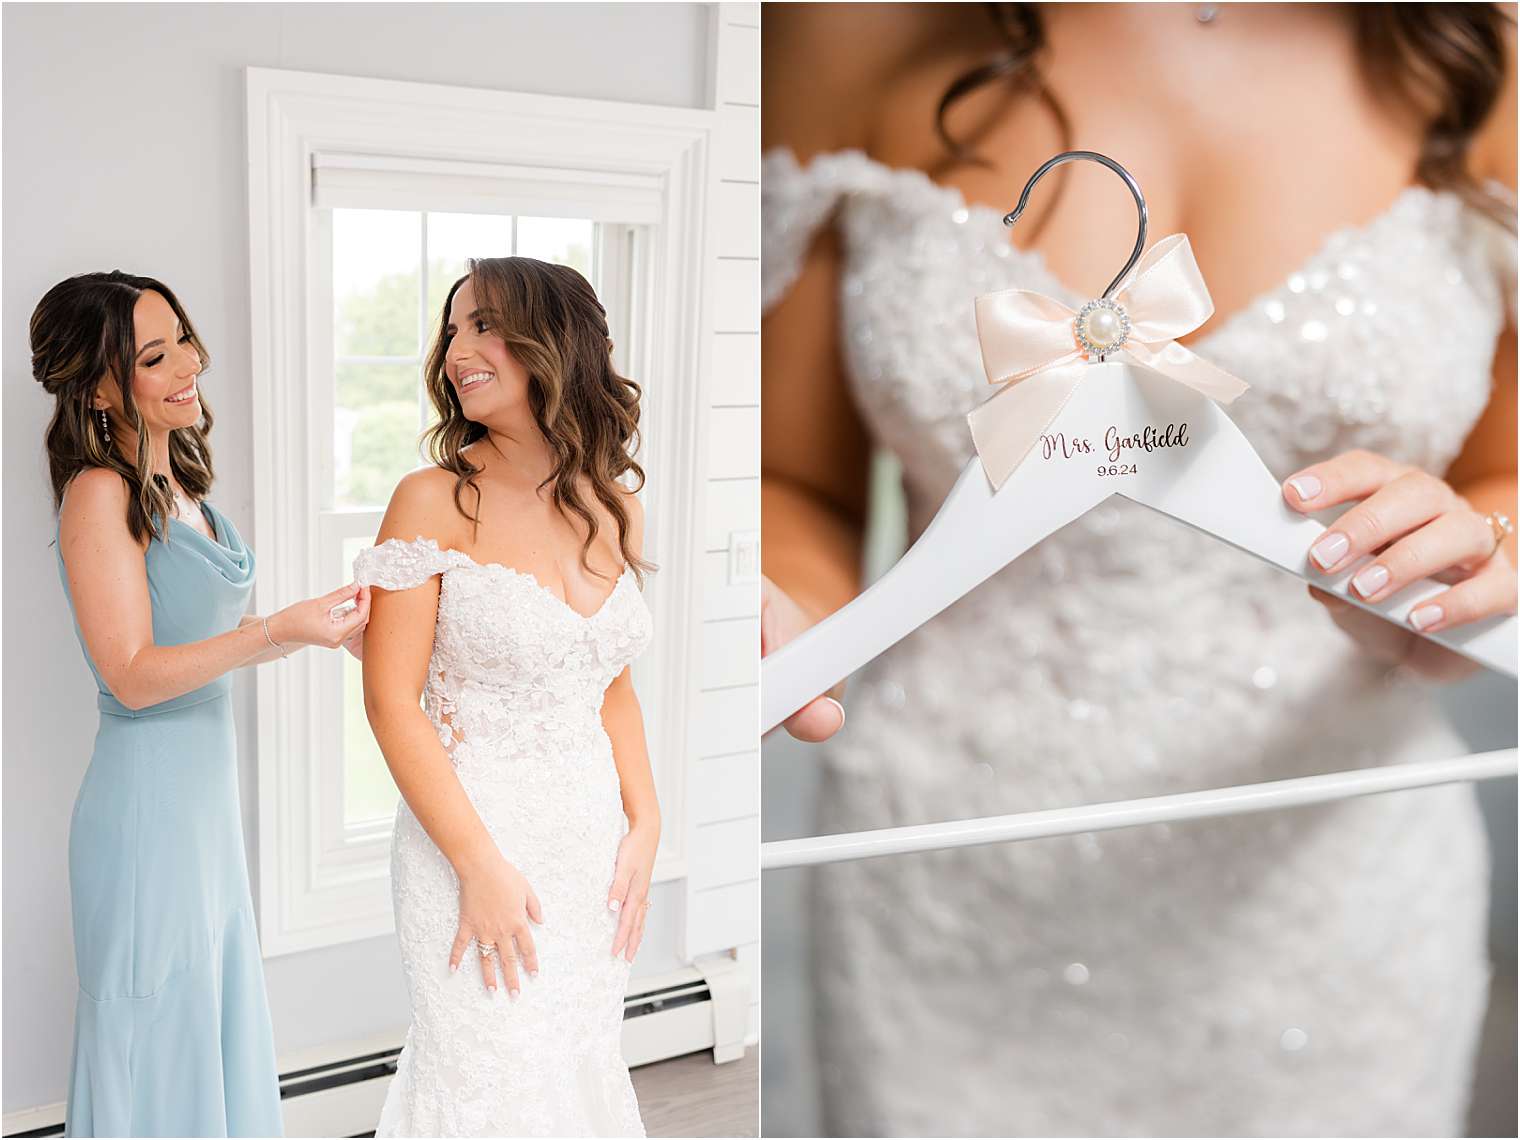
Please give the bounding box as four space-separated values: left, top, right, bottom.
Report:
59 467 147 553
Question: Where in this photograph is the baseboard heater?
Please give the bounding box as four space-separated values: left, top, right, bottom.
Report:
3 953 749 1139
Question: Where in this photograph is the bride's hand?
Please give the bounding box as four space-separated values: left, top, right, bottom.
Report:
1283 449 1516 675
761 573 846 742
608 822 659 963
451 853 545 999
339 590 370 661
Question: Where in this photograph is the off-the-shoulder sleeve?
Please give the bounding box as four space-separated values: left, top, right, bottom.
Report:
761 147 890 314
353 535 471 591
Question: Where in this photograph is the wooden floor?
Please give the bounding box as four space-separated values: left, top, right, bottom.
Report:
349 1049 758 1138
632 1048 758 1138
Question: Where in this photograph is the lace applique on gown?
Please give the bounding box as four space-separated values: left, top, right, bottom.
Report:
354 535 652 1138
764 147 1512 1137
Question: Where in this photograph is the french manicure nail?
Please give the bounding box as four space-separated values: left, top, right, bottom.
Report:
1410 604 1443 630
509 988 519 1001
1351 564 1389 597
1310 532 1349 570
1288 474 1322 502
608 898 620 913
824 696 846 731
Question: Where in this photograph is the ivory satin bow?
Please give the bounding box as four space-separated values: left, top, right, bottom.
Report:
967 233 1251 490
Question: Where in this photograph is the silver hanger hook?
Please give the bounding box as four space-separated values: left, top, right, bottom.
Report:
1002 150 1148 300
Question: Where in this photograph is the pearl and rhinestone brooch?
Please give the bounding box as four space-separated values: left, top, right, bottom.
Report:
1074 297 1131 357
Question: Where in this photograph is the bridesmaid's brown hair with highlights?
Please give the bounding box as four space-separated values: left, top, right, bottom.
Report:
31 271 216 547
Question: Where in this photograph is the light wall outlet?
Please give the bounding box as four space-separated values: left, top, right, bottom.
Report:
727 529 760 585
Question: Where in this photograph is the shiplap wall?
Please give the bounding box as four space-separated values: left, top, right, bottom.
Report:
687 1 760 1043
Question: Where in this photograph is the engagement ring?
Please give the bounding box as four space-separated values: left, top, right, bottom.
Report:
1485 511 1513 558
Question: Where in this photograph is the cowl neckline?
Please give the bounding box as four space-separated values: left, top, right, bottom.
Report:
157 500 255 587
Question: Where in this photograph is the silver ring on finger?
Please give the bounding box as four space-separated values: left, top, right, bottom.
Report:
476 940 498 958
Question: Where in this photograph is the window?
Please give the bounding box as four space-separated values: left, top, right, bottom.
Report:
330 211 597 512
249 67 712 955
323 208 610 838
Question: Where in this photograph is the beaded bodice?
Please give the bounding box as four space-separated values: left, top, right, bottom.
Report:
764 148 1514 526
353 535 652 771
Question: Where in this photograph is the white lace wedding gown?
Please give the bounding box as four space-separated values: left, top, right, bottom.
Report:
353 535 652 1137
764 148 1515 1137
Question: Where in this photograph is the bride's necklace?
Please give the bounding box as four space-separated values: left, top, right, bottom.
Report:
1195 4 1220 24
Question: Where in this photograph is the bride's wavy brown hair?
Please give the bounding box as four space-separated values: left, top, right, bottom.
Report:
938 3 1517 238
421 257 654 585
32 271 216 548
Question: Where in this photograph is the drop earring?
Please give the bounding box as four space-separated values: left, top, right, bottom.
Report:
96 407 111 445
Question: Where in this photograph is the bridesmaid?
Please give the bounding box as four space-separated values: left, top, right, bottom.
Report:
32 271 373 1137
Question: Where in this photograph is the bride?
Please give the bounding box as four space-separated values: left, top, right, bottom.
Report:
354 257 659 1137
762 3 1516 1137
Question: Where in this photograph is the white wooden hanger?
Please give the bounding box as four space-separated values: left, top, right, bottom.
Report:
763 152 1517 733
762 748 1518 870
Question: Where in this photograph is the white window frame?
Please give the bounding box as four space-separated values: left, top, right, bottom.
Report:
247 67 713 956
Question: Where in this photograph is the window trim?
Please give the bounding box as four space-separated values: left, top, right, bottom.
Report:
315 215 629 852
248 66 712 956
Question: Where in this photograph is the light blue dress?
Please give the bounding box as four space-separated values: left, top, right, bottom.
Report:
54 498 283 1137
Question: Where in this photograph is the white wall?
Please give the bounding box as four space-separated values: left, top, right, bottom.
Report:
2 1 744 1118
686 0 762 1032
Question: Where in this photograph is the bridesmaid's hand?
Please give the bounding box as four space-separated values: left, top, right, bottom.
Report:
268 583 371 652
608 821 659 963
452 853 544 999
1283 449 1516 672
340 592 370 661
761 573 846 742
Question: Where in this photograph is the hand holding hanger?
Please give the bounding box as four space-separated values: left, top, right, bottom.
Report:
1283 448 1517 674
761 150 1518 735
761 574 847 742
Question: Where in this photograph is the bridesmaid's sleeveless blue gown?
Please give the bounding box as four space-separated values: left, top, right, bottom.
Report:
54 499 283 1137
